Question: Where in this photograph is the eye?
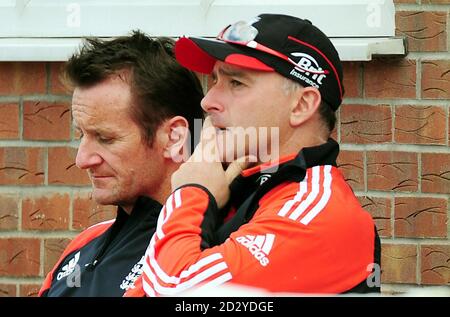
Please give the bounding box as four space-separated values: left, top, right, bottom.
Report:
97 134 114 144
230 79 243 87
97 135 114 144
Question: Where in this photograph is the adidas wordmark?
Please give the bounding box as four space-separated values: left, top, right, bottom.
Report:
235 233 275 267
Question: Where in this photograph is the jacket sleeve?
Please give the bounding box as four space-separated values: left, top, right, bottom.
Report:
140 166 376 295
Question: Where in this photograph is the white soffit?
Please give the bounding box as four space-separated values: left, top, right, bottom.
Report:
0 0 406 61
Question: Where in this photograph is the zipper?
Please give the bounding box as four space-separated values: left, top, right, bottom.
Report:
85 207 128 271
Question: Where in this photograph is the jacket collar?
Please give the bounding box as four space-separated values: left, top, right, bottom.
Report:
240 138 339 179
228 138 340 209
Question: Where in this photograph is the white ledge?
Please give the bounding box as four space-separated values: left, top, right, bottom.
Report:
332 37 406 61
0 37 406 62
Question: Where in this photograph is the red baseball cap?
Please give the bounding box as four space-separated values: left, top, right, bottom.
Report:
175 14 344 111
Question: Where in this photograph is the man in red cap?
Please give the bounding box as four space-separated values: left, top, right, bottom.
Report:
127 14 380 296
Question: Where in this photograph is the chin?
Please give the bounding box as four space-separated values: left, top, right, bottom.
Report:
91 189 119 206
92 196 116 206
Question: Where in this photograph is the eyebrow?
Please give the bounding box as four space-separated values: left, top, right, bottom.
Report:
212 66 252 81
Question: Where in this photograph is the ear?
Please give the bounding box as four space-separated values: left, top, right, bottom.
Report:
289 86 321 127
162 116 190 163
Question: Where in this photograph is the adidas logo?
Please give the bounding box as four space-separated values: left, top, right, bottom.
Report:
57 251 80 281
235 233 275 267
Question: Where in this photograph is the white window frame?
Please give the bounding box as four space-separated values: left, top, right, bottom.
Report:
0 0 405 61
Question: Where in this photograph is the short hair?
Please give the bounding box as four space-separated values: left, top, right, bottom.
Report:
317 100 336 132
282 78 336 132
65 30 204 146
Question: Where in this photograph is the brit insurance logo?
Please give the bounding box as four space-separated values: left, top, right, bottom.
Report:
236 233 275 267
288 52 329 88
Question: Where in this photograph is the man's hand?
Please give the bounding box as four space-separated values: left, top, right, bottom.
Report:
171 117 253 209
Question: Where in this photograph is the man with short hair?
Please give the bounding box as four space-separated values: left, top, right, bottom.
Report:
129 14 380 296
39 31 204 296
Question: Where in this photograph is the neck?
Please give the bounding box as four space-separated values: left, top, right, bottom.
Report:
123 202 139 214
120 162 179 215
145 162 179 206
275 123 329 161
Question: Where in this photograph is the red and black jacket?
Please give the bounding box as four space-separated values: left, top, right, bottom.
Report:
39 196 162 297
127 139 380 296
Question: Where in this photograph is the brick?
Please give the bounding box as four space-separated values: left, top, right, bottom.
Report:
0 238 40 276
48 147 90 186
422 60 450 99
44 238 71 276
381 244 417 283
395 105 446 144
0 147 44 185
358 196 391 238
49 62 72 95
0 284 16 297
0 194 19 230
337 150 364 191
422 153 450 194
73 192 116 230
19 284 41 297
364 59 416 99
340 104 392 144
394 197 447 238
0 103 19 139
342 62 361 98
396 11 447 52
0 62 46 95
23 101 71 140
22 193 70 230
367 152 418 192
421 245 450 285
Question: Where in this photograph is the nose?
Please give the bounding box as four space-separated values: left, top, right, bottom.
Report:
200 85 224 114
75 138 103 170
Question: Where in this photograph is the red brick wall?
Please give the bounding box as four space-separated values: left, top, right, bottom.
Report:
0 2 449 296
0 63 116 296
337 0 449 292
